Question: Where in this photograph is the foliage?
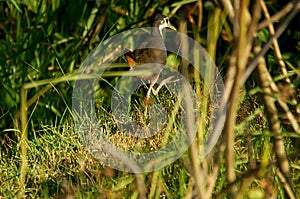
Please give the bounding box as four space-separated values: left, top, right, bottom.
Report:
0 0 299 198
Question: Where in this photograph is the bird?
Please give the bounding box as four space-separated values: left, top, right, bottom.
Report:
124 14 176 70
123 14 176 98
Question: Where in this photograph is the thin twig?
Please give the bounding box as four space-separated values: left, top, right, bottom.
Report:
213 167 261 198
220 0 235 23
260 0 291 83
257 1 296 31
254 43 295 197
276 168 296 199
205 138 226 198
242 1 300 85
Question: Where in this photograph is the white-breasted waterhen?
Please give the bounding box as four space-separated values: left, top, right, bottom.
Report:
124 14 176 98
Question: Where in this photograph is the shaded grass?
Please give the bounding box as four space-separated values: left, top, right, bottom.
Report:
0 117 191 198
1 89 299 198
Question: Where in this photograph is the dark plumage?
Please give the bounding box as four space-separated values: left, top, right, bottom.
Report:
124 14 176 71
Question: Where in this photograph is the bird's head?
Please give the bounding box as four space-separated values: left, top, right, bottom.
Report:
152 14 176 36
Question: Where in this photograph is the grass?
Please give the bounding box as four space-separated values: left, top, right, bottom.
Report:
1 0 300 198
2 84 298 198
0 118 190 198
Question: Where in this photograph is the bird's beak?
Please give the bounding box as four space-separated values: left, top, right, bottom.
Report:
167 23 176 31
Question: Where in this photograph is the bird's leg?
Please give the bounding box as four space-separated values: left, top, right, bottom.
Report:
144 75 159 118
144 75 176 118
146 74 160 99
151 76 176 96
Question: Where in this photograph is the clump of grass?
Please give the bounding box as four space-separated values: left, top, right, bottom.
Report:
104 85 183 152
1 119 136 198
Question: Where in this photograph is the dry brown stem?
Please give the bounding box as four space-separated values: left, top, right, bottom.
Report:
254 44 295 198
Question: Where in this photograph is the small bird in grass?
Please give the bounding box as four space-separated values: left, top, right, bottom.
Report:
124 14 176 68
124 14 177 98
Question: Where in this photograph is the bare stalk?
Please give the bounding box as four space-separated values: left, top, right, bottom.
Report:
254 44 295 198
260 0 290 83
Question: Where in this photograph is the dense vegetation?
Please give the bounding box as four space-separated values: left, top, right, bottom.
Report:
1 0 299 198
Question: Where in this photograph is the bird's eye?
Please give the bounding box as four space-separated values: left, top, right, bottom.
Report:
166 18 169 23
